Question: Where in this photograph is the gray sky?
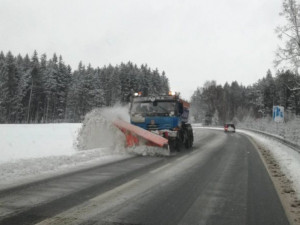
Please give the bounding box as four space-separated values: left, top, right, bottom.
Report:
0 0 283 99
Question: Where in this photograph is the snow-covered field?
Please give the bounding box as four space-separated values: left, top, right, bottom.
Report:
0 123 131 189
1 124 81 163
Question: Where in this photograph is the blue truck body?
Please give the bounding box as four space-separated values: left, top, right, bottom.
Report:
129 94 193 151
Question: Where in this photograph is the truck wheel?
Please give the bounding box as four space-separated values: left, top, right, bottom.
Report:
184 124 193 149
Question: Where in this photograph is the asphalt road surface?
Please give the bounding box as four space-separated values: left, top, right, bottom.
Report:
0 129 289 225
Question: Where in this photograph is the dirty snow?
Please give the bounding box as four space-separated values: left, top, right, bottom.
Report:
238 129 300 199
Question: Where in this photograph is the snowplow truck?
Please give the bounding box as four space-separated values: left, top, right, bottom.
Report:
114 92 193 152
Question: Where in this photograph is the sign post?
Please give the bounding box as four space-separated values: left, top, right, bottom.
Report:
273 106 284 122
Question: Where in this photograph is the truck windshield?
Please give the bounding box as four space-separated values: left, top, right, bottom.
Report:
131 101 176 116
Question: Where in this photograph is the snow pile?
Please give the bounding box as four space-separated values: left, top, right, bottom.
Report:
238 116 300 146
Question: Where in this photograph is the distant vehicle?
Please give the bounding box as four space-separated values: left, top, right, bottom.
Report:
224 123 235 132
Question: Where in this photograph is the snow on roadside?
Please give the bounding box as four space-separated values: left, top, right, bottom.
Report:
0 122 131 190
238 116 300 146
192 125 223 131
0 123 81 163
238 129 300 199
0 148 131 189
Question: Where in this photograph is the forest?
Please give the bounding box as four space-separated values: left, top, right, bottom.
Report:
190 70 300 125
0 51 169 123
1 49 300 126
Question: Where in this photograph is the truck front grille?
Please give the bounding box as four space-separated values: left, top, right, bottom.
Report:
147 124 159 130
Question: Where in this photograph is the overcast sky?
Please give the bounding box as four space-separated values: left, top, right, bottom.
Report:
0 0 284 99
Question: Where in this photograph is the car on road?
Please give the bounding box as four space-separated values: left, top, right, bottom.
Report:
224 123 235 132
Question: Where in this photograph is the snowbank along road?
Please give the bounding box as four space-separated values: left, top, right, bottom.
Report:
0 129 290 225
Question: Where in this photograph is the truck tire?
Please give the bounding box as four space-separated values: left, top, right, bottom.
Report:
183 124 193 149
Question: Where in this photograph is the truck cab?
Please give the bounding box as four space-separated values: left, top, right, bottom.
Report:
129 92 193 151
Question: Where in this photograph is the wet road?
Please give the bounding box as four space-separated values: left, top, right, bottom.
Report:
0 129 289 225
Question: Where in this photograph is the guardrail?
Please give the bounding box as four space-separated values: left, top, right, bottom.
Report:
239 128 300 154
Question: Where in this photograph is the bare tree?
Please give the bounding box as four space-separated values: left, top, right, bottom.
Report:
275 0 300 71
275 0 300 92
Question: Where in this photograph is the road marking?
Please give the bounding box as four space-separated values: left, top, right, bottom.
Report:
90 179 140 202
150 163 172 174
176 155 190 161
35 179 140 225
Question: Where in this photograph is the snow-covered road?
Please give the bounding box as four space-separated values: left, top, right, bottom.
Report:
1 123 300 224
0 128 290 225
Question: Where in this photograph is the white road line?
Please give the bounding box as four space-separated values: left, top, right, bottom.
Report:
150 163 172 174
90 179 140 202
176 155 190 161
35 179 140 225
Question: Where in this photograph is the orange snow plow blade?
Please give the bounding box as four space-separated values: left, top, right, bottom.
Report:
113 119 168 148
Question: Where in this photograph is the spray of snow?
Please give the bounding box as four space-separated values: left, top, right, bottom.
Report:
76 105 129 151
76 105 170 156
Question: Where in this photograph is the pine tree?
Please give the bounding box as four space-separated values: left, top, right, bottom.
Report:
56 55 71 120
4 52 20 122
0 59 8 122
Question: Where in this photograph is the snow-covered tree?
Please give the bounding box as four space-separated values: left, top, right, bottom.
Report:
275 0 300 71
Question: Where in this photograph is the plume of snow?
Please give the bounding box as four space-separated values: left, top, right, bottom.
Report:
76 105 129 151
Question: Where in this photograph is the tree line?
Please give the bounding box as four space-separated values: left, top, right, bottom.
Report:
190 70 300 125
0 51 169 123
191 0 300 125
